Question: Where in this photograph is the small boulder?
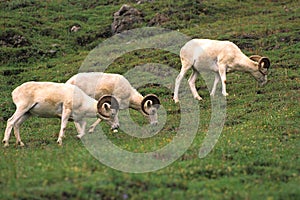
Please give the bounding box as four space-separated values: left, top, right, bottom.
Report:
70 25 81 32
111 4 144 34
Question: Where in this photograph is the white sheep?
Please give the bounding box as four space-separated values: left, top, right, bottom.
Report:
66 72 161 133
173 39 271 102
2 81 119 147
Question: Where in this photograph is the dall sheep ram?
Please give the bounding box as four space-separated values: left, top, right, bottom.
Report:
66 72 161 132
2 81 119 147
173 39 271 102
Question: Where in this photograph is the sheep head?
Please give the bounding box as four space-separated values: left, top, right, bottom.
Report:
249 55 271 86
97 95 119 130
141 94 160 126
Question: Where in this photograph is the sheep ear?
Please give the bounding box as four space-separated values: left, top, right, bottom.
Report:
141 94 160 115
97 95 119 119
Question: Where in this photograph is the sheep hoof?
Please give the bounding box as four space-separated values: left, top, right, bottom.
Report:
195 96 203 101
18 141 25 147
173 98 179 103
112 129 118 133
222 92 229 97
57 139 63 146
88 127 94 134
76 134 82 139
3 141 9 148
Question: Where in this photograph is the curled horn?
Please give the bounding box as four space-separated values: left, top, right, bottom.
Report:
249 55 262 62
97 95 119 119
141 94 160 115
250 55 271 70
258 57 270 69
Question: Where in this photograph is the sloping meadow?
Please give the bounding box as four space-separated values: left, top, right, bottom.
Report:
0 0 299 199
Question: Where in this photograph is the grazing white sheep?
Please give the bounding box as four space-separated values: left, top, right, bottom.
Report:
173 39 271 102
2 81 119 147
66 72 161 133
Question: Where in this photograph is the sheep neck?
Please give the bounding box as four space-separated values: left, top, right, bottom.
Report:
229 55 258 74
129 92 144 111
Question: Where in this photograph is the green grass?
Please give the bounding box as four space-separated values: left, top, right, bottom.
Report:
0 0 299 199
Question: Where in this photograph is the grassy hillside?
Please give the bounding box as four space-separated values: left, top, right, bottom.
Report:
0 0 299 199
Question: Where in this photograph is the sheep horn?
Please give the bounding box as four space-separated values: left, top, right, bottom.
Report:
97 95 119 119
258 57 271 69
141 94 160 115
249 55 262 62
250 55 270 69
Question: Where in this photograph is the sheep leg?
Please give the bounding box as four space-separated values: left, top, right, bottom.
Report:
2 106 30 147
188 69 202 101
218 67 228 96
57 108 71 145
88 118 102 133
75 120 87 139
3 116 16 147
210 73 221 97
174 58 193 103
74 121 83 137
13 113 30 147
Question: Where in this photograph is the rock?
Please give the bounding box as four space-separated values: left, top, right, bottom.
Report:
70 25 81 32
111 4 144 34
0 30 30 47
148 13 169 26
